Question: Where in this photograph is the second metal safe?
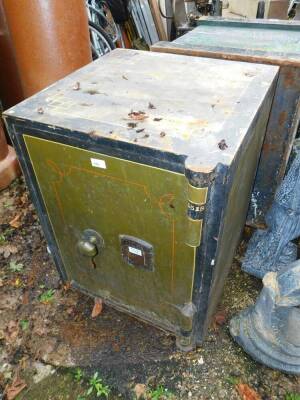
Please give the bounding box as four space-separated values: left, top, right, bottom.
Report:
152 18 300 227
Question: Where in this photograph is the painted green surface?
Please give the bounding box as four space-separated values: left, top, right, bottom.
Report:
175 23 300 55
24 135 197 332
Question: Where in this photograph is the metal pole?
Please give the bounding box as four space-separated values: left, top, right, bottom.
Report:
213 0 223 16
2 0 92 97
256 0 266 18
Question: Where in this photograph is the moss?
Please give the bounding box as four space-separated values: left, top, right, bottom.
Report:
17 371 84 400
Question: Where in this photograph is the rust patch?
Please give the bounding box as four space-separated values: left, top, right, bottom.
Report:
278 110 288 127
284 70 295 87
88 130 97 137
262 142 280 153
188 119 208 127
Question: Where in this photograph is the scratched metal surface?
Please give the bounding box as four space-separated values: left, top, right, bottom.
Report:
175 22 300 55
173 18 300 65
4 49 278 170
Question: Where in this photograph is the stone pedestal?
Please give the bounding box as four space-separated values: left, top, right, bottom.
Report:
230 260 300 374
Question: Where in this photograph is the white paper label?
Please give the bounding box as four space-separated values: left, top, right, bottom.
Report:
91 158 106 169
128 246 142 256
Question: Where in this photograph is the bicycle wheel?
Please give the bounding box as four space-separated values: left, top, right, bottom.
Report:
89 20 115 59
87 1 119 43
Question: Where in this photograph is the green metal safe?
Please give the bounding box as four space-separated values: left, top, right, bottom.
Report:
151 18 300 227
3 49 278 349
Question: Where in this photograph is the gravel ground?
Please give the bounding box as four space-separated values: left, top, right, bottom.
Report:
0 178 299 400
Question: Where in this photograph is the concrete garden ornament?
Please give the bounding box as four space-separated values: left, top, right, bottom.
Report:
242 150 300 279
230 259 300 375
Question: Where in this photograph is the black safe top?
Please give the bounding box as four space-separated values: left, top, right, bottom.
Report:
4 49 278 171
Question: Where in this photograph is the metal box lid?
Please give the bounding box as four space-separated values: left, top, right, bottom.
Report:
153 18 300 67
4 49 278 170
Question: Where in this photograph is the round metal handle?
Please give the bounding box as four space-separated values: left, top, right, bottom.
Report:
77 239 98 257
77 230 104 259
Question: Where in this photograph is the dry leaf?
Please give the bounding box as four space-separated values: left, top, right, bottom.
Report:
22 291 29 305
20 193 28 205
66 307 74 315
0 244 18 258
0 329 5 340
9 213 22 229
218 139 228 150
212 310 227 330
34 325 47 337
91 297 103 318
5 377 27 400
63 281 71 291
148 102 156 109
236 383 261 400
134 383 147 399
128 111 148 121
6 320 19 342
14 277 22 287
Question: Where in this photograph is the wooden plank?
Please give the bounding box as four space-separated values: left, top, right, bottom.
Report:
151 41 300 68
148 0 168 41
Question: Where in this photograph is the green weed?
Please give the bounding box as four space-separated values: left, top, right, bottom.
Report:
286 394 300 400
148 386 173 400
73 368 85 382
9 261 24 272
3 202 13 208
20 319 29 331
226 376 240 385
39 289 55 303
0 234 6 244
87 372 110 398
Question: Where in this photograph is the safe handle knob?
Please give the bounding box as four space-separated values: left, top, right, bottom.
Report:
77 238 98 257
77 229 104 258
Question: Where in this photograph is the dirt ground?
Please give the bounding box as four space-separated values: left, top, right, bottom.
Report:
0 178 299 400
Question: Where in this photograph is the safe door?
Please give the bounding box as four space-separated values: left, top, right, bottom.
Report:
23 135 198 333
